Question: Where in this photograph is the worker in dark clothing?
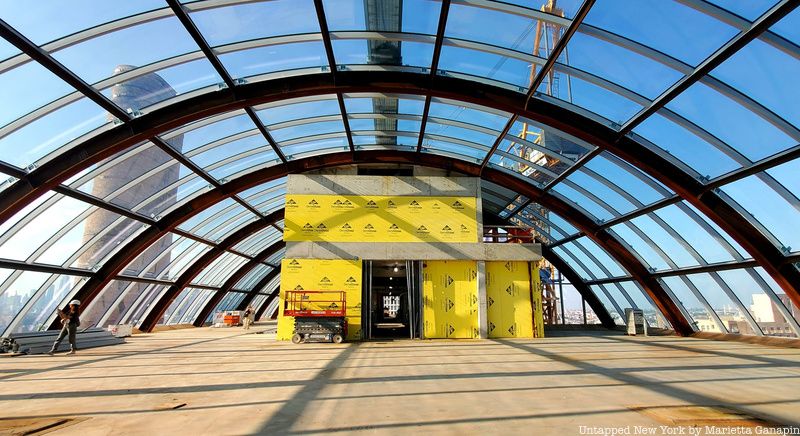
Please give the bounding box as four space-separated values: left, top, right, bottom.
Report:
47 300 81 355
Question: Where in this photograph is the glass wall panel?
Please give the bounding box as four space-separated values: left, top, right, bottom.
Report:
667 82 795 162
0 270 52 334
0 97 109 169
188 0 319 46
583 0 738 66
9 274 85 334
661 276 716 333
324 0 441 34
722 173 800 252
717 269 798 338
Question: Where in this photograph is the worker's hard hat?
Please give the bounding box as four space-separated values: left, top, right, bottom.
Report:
69 300 81 306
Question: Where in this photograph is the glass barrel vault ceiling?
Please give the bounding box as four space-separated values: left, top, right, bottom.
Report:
0 0 798 337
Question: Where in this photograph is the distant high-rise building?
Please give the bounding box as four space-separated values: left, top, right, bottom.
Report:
77 65 183 327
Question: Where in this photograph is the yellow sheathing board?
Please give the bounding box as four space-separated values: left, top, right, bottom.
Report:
276 258 362 341
423 260 479 339
284 195 478 243
486 261 534 338
531 262 544 338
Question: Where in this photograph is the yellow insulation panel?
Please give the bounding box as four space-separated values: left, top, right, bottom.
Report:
422 260 479 339
486 261 533 338
284 194 478 243
276 258 362 341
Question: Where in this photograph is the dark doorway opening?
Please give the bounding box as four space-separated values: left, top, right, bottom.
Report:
363 261 421 339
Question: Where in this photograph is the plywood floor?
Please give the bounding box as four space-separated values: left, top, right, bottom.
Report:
1 323 799 435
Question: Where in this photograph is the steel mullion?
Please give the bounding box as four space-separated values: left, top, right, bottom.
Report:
417 0 451 153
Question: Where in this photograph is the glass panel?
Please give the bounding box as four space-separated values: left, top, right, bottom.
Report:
771 7 800 44
552 183 614 222
123 284 169 326
438 45 534 89
74 143 190 217
667 82 795 161
616 281 671 329
633 112 741 178
552 246 593 281
0 61 73 129
754 267 800 325
233 227 283 256
0 1 165 45
583 0 739 66
206 291 247 323
651 203 738 264
270 120 345 143
80 280 133 328
541 72 644 126
282 136 350 159
609 224 670 271
256 97 340 125
707 0 775 20
722 172 800 252
177 198 237 234
333 39 434 68
661 276 714 332
627 215 698 268
101 59 223 114
50 215 147 270
0 97 109 169
51 17 200 85
573 237 628 278
712 39 800 129
192 253 249 287
684 273 757 335
121 235 213 282
188 0 319 46
0 196 91 261
11 275 85 334
594 289 624 325
429 98 511 131
344 94 425 115
0 270 52 334
324 0 441 34
234 264 273 291
716 269 797 338
220 42 328 80
170 111 255 154
565 31 684 100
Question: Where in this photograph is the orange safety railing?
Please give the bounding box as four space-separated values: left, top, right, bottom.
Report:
283 290 347 317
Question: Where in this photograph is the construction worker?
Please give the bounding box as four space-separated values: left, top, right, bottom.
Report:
48 300 81 355
243 306 254 330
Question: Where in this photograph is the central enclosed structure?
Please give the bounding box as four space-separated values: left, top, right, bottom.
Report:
276 175 544 341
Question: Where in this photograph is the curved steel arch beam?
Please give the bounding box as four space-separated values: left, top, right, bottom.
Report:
7 72 784 332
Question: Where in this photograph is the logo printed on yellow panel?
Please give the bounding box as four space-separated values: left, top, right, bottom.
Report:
488 322 496 332
441 225 453 234
445 299 454 312
302 223 313 231
307 199 319 207
316 223 328 232
319 277 332 285
364 223 376 232
487 296 495 307
460 224 469 232
417 225 429 233
345 276 358 285
409 200 421 209
508 324 517 336
293 284 304 290
452 200 464 209
505 285 513 296
388 223 400 232
340 223 353 232
365 200 378 208
387 200 396 208
287 198 298 207
444 275 454 287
